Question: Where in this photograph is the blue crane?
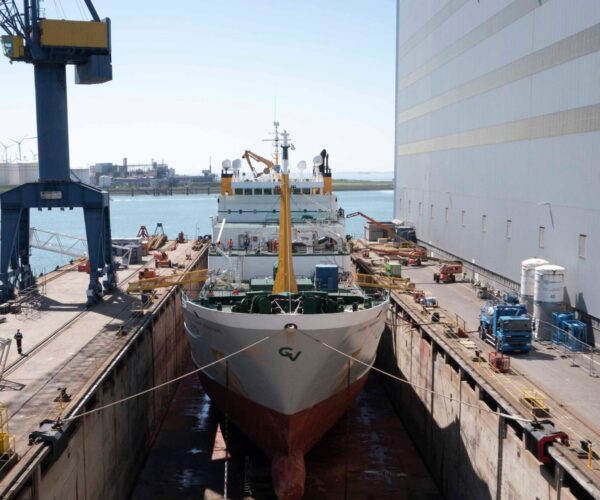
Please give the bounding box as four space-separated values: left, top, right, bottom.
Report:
0 0 116 305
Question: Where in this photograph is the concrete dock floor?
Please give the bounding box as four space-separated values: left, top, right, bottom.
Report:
401 264 600 436
0 240 204 483
390 262 600 486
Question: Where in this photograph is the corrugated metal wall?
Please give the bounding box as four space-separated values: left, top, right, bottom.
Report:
395 0 600 324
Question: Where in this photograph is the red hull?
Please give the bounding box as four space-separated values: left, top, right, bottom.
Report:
199 372 368 499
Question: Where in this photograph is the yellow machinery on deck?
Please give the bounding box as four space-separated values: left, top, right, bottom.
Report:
353 273 414 291
0 405 15 457
127 269 209 294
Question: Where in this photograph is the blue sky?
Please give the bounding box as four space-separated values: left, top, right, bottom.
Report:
0 0 395 174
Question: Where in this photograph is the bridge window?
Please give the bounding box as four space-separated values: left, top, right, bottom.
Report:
254 188 263 195
234 188 243 195
244 188 252 195
263 188 273 195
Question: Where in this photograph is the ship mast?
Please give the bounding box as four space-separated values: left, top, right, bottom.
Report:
272 130 298 294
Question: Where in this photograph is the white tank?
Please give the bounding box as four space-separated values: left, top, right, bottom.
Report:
533 264 566 340
534 265 566 303
520 258 549 297
520 258 548 314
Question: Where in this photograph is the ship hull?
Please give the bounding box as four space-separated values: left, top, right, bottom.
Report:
198 371 367 499
182 299 388 498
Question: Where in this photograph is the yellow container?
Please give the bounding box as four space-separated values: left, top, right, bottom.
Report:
40 20 109 49
1 35 25 59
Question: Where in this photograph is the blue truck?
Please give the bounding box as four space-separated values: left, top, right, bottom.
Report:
478 301 533 353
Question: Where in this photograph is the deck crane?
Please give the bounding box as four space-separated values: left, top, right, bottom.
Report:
241 150 275 178
0 0 116 305
346 212 426 256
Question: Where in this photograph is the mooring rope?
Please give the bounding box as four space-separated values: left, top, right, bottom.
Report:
62 333 275 423
297 329 534 424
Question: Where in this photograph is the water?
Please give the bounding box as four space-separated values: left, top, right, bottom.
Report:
7 190 393 274
336 171 393 181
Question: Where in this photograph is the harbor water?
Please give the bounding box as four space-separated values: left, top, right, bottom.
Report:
8 189 393 274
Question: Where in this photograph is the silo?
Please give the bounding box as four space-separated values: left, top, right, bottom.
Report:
533 265 566 340
520 258 549 313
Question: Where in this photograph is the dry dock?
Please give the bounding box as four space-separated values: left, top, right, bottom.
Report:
0 238 207 499
353 243 600 500
132 367 440 499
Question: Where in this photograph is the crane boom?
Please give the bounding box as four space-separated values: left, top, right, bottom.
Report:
242 150 275 178
346 212 415 246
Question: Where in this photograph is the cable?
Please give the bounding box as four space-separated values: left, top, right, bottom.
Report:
297 328 533 424
63 333 274 422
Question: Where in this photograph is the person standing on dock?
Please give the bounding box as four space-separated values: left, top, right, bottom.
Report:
14 329 23 356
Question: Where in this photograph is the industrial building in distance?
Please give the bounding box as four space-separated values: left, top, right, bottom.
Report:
0 156 217 190
394 0 600 342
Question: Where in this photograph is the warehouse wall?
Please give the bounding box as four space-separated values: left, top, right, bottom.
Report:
395 0 600 323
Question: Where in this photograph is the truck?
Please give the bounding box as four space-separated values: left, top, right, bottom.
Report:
479 301 533 353
433 261 463 283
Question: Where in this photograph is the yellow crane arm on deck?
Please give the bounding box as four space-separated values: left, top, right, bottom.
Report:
242 150 275 178
127 269 209 294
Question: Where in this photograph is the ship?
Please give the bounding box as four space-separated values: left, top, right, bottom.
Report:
182 123 388 499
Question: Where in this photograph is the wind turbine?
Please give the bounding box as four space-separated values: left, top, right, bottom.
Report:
0 142 12 163
9 136 36 161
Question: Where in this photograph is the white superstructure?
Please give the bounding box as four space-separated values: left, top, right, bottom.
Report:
209 159 350 280
394 1 600 341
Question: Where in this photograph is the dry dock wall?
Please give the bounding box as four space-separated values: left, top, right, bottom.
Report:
8 250 207 500
378 303 581 500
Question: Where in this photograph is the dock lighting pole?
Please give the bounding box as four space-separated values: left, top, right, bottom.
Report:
0 0 117 305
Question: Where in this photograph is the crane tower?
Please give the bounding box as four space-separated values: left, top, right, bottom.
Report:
0 0 116 305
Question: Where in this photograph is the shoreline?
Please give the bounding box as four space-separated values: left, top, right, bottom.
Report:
99 179 393 196
0 180 392 196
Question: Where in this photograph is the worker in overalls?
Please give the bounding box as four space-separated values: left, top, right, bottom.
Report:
14 329 23 355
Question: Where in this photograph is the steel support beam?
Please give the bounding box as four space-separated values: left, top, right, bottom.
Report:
34 64 70 181
0 182 116 305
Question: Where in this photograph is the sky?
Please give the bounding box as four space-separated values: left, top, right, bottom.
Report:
0 0 396 175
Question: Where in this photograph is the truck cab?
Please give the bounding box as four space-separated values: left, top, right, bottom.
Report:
479 303 533 353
